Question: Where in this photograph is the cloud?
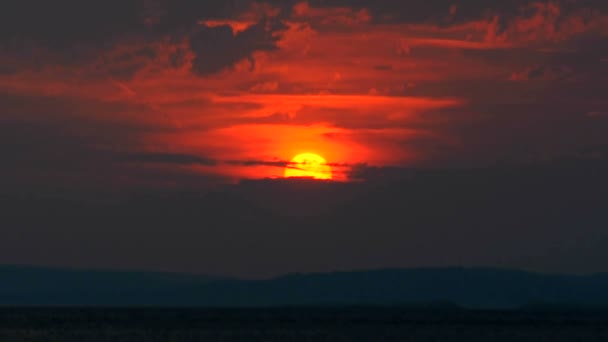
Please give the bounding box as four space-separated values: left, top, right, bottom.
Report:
0 92 216 192
121 152 343 171
211 94 465 128
119 152 297 169
0 1 288 78
1 0 607 187
0 1 256 48
485 2 608 45
121 152 218 166
346 163 414 182
509 64 574 81
399 37 512 50
291 1 371 26
249 81 280 92
190 18 286 75
226 159 289 167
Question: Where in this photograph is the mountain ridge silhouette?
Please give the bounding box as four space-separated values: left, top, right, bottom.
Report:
2 265 608 309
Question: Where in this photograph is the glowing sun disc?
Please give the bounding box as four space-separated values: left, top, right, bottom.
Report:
284 153 332 180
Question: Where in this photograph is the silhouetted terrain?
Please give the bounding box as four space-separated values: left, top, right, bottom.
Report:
3 265 608 309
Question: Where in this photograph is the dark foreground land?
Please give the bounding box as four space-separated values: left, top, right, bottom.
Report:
1 308 608 341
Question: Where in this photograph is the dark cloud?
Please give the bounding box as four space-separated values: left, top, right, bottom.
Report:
87 45 159 80
227 112 294 126
121 152 218 166
169 47 190 68
122 153 338 172
293 0 608 27
120 152 296 169
0 1 246 48
190 18 286 75
0 120 224 194
347 163 414 182
2 0 603 78
226 159 289 167
0 1 279 75
509 64 575 81
0 92 202 192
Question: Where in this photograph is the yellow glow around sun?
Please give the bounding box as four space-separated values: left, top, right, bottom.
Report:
284 153 332 180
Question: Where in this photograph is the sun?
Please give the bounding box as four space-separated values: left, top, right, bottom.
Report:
284 153 332 180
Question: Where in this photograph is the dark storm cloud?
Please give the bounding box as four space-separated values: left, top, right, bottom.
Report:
190 18 287 75
0 0 281 75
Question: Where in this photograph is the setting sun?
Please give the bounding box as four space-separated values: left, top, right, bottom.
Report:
284 153 332 180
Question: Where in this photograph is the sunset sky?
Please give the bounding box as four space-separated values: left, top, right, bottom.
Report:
2 1 608 277
2 0 607 192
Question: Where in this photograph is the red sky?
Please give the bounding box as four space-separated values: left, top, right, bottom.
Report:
1 0 607 190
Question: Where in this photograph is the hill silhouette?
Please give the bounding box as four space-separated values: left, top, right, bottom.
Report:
2 266 608 309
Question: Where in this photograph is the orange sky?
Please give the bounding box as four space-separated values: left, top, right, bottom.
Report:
1 1 607 188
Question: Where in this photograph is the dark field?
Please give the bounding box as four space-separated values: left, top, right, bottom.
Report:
1 308 608 341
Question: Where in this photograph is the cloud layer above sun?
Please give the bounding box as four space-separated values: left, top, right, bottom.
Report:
1 0 607 190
